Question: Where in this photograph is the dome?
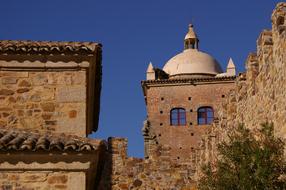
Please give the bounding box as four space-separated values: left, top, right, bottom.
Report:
163 49 223 77
162 24 223 78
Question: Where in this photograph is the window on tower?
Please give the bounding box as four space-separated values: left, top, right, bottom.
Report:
170 108 186 126
197 107 214 125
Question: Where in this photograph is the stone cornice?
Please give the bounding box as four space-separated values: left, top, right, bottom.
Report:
141 76 236 86
141 76 237 102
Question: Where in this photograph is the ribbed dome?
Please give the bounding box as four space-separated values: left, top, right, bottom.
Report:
163 49 223 77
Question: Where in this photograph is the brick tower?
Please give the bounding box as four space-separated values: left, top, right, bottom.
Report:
142 24 237 161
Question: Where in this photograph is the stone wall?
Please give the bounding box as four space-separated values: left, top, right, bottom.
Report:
0 171 85 190
195 2 286 174
219 2 286 138
0 40 103 190
0 70 87 136
99 137 197 190
106 3 286 189
0 40 102 135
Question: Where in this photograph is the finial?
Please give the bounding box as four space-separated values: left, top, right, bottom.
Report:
184 24 199 50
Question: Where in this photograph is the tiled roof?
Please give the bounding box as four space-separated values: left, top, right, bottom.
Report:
0 127 105 152
141 76 236 85
0 40 101 55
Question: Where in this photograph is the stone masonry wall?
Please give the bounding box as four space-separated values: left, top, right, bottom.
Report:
195 2 286 173
109 4 286 189
99 137 197 190
219 2 286 139
0 70 87 136
0 171 85 190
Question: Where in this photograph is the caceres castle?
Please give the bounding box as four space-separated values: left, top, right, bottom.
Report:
0 2 285 190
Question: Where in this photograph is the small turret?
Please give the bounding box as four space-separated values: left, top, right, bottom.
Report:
146 62 155 80
226 58 236 76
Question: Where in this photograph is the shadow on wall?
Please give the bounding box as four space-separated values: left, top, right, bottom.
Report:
97 137 117 190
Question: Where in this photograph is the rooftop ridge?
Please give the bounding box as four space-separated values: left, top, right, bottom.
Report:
0 40 102 55
0 127 106 152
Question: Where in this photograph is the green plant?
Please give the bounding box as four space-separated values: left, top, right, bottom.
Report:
198 123 286 190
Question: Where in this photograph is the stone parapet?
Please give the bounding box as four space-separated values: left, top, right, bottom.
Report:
99 137 197 190
197 3 286 176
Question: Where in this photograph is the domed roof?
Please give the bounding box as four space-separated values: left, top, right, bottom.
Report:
163 49 222 76
162 24 223 78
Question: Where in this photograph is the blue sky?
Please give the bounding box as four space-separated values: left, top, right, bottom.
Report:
0 0 281 157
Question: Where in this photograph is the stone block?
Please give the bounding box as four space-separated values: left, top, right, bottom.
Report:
0 89 14 96
30 94 41 102
1 77 17 84
17 88 30 93
31 73 48 86
18 80 31 87
47 175 68 184
56 86 86 103
68 110 77 118
22 173 48 182
0 71 28 78
71 71 86 85
40 103 56 112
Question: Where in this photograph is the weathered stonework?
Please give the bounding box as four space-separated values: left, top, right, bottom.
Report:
0 125 106 190
99 138 197 190
99 3 286 190
0 41 105 190
0 40 102 136
0 70 87 136
196 2 286 176
0 172 84 190
219 2 286 139
1 3 286 190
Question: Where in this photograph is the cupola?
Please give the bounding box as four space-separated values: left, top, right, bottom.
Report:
163 24 223 78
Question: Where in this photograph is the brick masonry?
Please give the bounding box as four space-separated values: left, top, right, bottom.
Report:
143 81 235 162
98 79 236 190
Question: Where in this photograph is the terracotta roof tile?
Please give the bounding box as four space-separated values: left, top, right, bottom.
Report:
0 40 101 55
0 127 105 152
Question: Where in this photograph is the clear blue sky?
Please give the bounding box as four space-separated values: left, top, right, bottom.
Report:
0 0 281 157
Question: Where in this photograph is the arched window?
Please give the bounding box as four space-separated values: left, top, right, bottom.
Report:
170 108 186 126
197 107 214 125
